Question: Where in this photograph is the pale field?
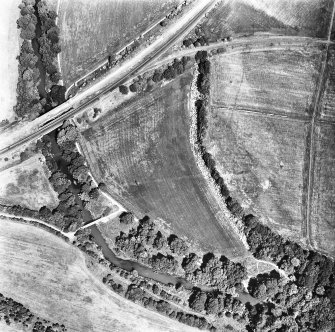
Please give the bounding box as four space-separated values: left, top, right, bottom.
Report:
311 123 335 255
205 107 309 240
0 0 21 124
210 48 323 117
0 154 59 211
201 0 333 40
0 218 201 332
0 321 25 332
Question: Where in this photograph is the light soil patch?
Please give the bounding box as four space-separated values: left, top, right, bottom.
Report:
0 0 21 124
0 154 59 211
58 0 179 85
205 107 309 241
0 321 24 332
80 73 245 257
311 123 335 256
0 218 201 332
210 48 323 117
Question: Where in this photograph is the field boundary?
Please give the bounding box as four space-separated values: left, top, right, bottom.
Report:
303 0 335 248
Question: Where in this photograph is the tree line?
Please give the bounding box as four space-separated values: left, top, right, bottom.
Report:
0 293 67 331
15 0 64 120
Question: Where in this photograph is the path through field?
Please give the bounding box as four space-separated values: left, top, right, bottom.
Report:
303 0 335 249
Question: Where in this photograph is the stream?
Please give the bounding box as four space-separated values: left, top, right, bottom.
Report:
89 225 259 305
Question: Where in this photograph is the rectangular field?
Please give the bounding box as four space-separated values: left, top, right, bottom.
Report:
59 0 178 85
80 73 245 257
311 123 335 255
211 48 323 117
0 218 199 332
205 107 309 240
0 154 59 211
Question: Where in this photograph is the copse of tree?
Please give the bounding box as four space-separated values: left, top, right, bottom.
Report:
17 0 37 40
119 211 134 225
168 235 188 255
119 85 129 94
0 293 67 331
129 82 139 93
189 289 207 312
248 270 283 300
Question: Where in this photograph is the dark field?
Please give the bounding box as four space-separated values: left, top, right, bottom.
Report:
80 73 245 257
201 0 333 40
205 107 309 241
311 123 335 255
59 0 178 85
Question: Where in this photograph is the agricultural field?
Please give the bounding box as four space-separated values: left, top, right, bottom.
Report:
58 0 179 85
205 107 309 241
200 0 333 41
0 154 58 211
80 73 245 257
0 0 21 124
210 48 324 117
0 218 200 332
311 123 335 255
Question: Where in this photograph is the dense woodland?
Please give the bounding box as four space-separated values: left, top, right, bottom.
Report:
37 122 99 232
0 293 66 331
15 0 63 119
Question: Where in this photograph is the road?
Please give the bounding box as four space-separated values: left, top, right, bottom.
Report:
0 0 216 155
303 0 335 248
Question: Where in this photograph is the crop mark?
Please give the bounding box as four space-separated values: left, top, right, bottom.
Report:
303 0 335 248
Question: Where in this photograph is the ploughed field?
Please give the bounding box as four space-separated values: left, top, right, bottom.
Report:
206 45 335 252
80 73 245 257
201 0 333 41
58 0 178 85
0 218 200 332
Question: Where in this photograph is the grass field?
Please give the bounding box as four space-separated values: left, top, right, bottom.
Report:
311 123 335 255
0 0 21 124
59 0 178 85
0 218 201 332
210 48 323 117
0 154 59 211
205 107 309 240
201 0 333 40
80 73 245 257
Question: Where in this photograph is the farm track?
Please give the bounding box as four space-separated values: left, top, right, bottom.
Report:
303 0 335 248
0 33 332 156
